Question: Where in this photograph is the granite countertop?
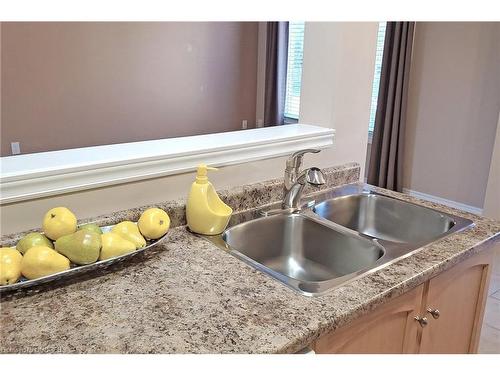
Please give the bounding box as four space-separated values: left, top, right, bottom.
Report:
1 163 499 353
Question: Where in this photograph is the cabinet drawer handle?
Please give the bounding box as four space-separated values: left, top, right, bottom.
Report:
427 308 440 319
414 316 428 327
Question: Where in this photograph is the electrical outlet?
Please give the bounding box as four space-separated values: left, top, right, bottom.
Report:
241 120 248 130
11 142 21 155
256 119 264 128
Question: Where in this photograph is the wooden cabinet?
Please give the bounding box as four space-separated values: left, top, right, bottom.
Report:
418 249 493 353
314 285 423 353
313 246 495 354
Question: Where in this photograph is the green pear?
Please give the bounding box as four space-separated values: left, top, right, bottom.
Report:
17 233 53 255
79 223 103 235
55 229 101 265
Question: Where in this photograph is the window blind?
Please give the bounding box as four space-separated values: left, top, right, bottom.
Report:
368 22 387 134
284 21 305 120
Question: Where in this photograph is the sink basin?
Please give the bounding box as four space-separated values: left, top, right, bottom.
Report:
314 193 456 245
207 213 386 295
202 183 474 296
224 214 384 281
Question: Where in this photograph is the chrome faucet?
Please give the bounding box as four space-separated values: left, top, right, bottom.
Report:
282 149 326 210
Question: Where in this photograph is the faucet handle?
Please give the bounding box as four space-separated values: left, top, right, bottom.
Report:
291 148 321 159
286 149 321 170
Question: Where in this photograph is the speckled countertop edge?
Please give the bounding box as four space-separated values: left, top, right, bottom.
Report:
1 163 499 354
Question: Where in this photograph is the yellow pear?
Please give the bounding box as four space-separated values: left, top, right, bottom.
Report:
42 207 77 240
138 208 170 240
0 247 23 285
100 233 136 260
21 246 70 280
111 221 146 249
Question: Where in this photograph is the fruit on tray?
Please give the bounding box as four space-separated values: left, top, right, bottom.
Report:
55 230 101 265
100 233 136 260
42 207 77 240
0 248 23 285
1 205 171 286
111 221 146 249
21 246 70 280
16 233 54 255
79 223 103 235
138 208 170 240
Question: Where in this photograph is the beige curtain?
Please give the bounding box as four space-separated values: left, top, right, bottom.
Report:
368 22 415 192
264 22 289 126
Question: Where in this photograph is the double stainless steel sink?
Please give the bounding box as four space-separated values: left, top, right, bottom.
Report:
203 184 473 296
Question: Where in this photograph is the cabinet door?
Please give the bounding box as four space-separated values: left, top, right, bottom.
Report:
313 284 423 354
419 248 494 354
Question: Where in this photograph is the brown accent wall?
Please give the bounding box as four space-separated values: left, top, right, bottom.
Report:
0 22 258 155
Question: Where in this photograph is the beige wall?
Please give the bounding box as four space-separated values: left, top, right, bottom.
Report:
0 22 258 156
483 112 500 220
404 22 500 209
300 22 378 178
0 22 378 235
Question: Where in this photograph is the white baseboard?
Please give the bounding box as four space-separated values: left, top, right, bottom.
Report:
402 188 483 216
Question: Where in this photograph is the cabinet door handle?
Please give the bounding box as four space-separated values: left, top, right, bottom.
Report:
414 316 428 327
426 308 440 319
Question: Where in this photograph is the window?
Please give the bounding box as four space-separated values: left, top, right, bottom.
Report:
368 22 387 138
284 21 305 122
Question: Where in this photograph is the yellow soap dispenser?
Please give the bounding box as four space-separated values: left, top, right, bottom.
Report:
186 164 233 235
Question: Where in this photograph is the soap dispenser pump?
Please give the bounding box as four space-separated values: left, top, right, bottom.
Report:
186 164 233 235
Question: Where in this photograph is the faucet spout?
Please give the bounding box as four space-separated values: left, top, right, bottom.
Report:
303 167 326 186
282 166 326 210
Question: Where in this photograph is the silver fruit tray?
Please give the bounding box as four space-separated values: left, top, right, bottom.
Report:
0 223 168 294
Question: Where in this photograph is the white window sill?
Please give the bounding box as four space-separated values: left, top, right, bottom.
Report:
0 124 335 204
284 117 299 125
